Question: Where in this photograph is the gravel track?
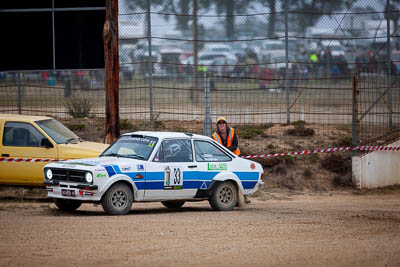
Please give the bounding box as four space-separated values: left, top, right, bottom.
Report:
0 191 400 267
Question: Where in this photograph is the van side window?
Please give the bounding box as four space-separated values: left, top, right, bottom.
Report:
3 122 45 147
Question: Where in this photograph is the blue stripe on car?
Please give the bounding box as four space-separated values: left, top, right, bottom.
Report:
104 165 116 177
105 165 259 190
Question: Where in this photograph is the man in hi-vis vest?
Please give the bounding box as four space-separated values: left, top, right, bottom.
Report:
212 117 250 204
212 117 240 156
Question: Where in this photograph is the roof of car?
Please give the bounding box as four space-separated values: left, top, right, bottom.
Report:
0 113 52 121
125 131 212 140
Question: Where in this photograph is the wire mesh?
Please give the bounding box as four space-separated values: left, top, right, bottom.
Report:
1 0 400 152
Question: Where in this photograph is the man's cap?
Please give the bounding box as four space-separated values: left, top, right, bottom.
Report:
217 116 227 123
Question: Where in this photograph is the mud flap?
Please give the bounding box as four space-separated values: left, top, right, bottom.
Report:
236 184 246 208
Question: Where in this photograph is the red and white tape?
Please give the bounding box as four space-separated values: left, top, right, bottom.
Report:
0 157 68 163
1 145 399 162
241 146 400 159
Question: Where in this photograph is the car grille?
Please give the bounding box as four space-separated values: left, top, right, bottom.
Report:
51 169 86 183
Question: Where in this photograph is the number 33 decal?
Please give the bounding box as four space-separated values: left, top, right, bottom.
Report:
173 167 181 184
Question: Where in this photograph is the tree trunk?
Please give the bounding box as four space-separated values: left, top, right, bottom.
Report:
103 0 120 144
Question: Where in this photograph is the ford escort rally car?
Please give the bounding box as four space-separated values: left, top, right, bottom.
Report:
43 131 264 215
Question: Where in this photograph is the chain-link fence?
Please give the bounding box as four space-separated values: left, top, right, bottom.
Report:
1 0 400 152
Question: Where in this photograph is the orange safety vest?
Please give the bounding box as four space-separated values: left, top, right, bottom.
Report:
212 128 240 156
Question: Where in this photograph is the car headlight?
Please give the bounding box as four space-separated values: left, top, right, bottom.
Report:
85 172 93 183
46 169 53 180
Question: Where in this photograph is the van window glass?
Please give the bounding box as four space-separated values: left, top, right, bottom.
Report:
3 122 45 147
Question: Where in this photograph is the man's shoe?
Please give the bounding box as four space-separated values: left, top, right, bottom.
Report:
244 196 251 204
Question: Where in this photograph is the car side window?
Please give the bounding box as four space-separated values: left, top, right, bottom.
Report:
3 122 45 147
194 140 232 162
153 139 193 162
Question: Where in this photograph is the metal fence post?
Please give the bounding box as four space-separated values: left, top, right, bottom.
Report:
352 74 360 148
284 0 290 125
387 0 392 132
147 0 153 121
204 72 212 137
17 72 22 114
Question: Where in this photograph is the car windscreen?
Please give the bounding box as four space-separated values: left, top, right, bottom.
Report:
36 119 80 144
100 135 158 161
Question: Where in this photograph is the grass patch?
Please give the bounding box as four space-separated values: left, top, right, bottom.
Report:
236 123 274 139
240 128 263 139
120 119 136 130
291 120 306 127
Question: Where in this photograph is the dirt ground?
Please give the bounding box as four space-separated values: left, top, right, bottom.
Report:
1 118 399 266
0 189 400 267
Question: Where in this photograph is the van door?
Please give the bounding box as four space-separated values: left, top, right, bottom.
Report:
0 121 57 185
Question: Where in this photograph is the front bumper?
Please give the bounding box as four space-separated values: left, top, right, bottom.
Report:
44 180 98 190
44 181 101 201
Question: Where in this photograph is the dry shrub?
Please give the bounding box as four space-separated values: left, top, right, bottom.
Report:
333 173 353 187
335 135 353 147
320 154 351 174
253 157 281 168
65 95 92 118
302 168 313 178
120 119 136 131
276 175 300 190
273 163 288 175
286 124 315 137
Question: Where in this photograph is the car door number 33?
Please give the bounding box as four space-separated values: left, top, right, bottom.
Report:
164 166 183 188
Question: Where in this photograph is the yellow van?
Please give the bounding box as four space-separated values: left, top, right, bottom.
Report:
0 114 109 186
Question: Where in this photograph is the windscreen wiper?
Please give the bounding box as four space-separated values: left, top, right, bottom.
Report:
100 152 121 157
64 138 79 144
125 154 145 160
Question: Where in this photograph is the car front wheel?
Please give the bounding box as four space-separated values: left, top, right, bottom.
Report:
54 198 82 212
101 183 133 215
209 181 238 211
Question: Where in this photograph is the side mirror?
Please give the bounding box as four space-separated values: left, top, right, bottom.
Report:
41 138 54 148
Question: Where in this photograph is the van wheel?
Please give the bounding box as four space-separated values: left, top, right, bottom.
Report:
101 183 133 215
161 201 185 209
54 198 82 212
209 181 238 211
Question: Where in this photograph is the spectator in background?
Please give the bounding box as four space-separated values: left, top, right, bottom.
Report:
211 117 250 204
212 117 240 157
309 51 318 76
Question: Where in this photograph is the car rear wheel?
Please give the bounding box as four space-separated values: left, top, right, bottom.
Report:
54 198 82 212
101 183 133 215
209 181 238 211
161 201 185 209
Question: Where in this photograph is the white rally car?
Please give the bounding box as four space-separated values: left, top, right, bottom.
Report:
43 131 264 215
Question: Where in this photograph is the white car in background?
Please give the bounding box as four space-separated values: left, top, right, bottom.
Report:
44 131 264 215
321 40 345 57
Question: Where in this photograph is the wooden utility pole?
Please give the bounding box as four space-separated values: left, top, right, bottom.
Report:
103 0 120 144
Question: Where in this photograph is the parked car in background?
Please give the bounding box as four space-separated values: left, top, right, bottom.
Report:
321 40 345 57
202 43 235 55
0 114 109 186
159 46 183 75
391 50 400 73
44 131 264 215
259 40 286 63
